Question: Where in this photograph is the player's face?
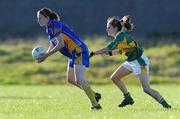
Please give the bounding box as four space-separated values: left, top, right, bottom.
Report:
37 12 49 27
106 21 118 38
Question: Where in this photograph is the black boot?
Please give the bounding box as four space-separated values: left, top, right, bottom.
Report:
118 96 134 107
95 93 101 103
91 104 102 110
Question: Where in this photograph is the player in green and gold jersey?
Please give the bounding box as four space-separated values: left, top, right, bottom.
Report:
90 15 171 109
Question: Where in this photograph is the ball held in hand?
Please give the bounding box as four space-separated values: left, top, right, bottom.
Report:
32 46 45 59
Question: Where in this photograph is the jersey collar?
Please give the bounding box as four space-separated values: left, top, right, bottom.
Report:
115 31 122 38
47 19 53 27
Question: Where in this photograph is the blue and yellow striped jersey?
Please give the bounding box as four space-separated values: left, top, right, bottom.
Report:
46 20 87 56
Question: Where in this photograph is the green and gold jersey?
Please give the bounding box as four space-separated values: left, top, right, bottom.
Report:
107 32 143 61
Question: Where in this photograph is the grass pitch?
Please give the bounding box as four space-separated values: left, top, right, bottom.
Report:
0 84 179 119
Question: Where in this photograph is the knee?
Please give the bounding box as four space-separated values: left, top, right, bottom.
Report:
143 87 151 94
67 77 74 84
110 75 119 82
76 78 89 89
67 79 72 84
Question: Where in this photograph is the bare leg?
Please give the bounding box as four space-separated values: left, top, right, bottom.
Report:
67 65 101 104
138 74 171 108
138 74 162 101
110 66 134 107
110 66 132 94
67 66 82 89
74 65 100 109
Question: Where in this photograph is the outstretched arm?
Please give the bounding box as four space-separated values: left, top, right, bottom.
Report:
90 47 110 58
90 48 122 58
94 47 109 55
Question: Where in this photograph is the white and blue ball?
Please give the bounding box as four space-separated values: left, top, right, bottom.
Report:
32 46 45 59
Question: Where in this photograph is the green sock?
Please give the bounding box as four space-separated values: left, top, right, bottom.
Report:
159 98 170 107
123 92 130 98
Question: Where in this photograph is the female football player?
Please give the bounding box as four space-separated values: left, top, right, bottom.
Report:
90 15 171 109
36 7 101 110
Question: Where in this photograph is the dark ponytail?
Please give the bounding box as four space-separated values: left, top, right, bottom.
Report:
38 7 60 20
49 12 59 20
120 15 134 32
107 15 134 33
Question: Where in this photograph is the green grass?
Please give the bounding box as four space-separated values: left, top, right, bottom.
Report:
0 84 179 119
0 38 179 118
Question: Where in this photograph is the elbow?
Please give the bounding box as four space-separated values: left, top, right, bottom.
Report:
58 44 64 50
56 41 64 50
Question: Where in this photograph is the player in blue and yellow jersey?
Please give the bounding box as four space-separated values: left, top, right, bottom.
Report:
36 7 101 110
90 15 171 109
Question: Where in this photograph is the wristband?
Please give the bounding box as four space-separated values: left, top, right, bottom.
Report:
108 51 112 56
90 52 95 58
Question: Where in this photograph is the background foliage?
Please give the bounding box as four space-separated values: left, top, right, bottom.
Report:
0 37 179 85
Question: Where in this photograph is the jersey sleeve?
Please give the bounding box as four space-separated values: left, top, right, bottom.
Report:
107 40 118 50
51 21 63 37
107 32 124 50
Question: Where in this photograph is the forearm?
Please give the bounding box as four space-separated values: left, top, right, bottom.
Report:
46 42 54 54
47 34 65 56
48 43 63 56
93 47 109 55
102 49 121 56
